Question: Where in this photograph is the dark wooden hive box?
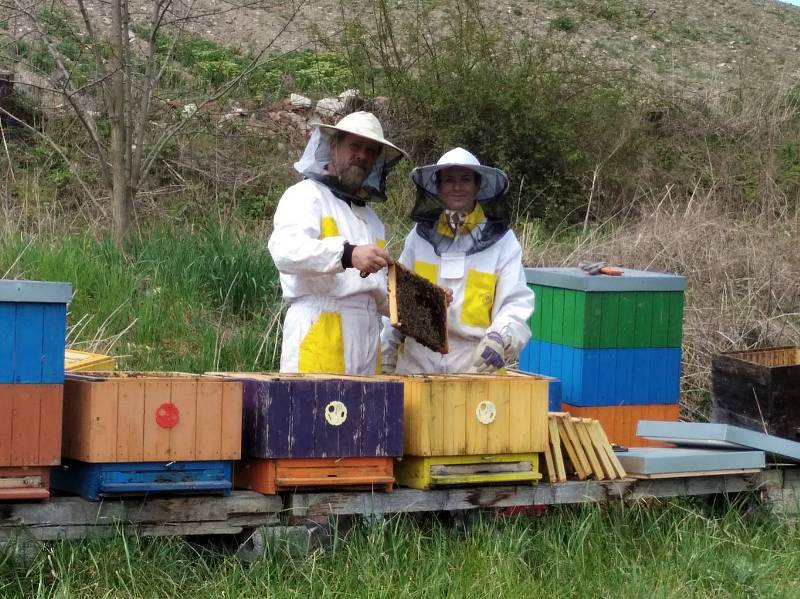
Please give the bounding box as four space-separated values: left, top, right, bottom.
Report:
222 374 404 459
711 347 800 439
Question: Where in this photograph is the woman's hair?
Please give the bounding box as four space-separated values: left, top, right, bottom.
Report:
434 168 482 189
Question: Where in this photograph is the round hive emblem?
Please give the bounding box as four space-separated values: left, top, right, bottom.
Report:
155 403 180 428
475 400 497 425
324 401 348 426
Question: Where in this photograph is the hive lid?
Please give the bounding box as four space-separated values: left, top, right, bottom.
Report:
613 447 765 475
524 267 687 292
0 279 73 303
636 420 800 463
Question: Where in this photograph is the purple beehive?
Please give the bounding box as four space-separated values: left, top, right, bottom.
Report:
233 375 404 459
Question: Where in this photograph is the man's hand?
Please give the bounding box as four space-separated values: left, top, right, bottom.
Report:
352 245 393 274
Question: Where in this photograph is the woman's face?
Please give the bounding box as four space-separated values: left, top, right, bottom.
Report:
438 166 479 212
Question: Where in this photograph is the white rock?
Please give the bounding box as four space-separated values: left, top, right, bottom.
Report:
338 89 360 99
182 103 198 117
316 97 345 117
290 93 313 108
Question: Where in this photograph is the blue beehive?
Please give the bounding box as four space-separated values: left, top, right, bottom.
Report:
519 267 687 408
0 280 72 384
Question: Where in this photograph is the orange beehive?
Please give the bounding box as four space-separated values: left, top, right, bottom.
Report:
561 403 679 448
62 373 242 462
0 384 63 467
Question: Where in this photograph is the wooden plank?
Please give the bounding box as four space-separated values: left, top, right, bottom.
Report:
195 380 223 460
143 380 171 461
169 380 198 460
558 416 591 478
428 377 446 455
487 379 511 455
430 462 532 475
592 421 627 479
415 380 432 456
220 381 242 460
627 468 762 480
117 379 145 462
573 419 605 480
542 444 556 483
584 418 617 479
0 386 13 465
443 379 467 455
37 385 62 466
11 385 40 466
508 381 531 454
555 416 588 480
547 417 566 482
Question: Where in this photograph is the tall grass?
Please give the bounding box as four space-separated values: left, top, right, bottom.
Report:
1 502 799 597
0 225 283 373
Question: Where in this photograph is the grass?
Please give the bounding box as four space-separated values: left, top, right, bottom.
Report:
1 501 799 597
0 225 283 373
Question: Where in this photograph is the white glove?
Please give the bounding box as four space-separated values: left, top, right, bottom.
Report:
473 331 506 373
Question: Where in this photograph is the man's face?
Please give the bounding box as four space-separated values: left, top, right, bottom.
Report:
329 134 381 191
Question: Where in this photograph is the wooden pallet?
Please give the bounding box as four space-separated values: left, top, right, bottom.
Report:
235 457 395 495
394 453 542 490
50 459 233 501
0 467 50 500
543 413 626 482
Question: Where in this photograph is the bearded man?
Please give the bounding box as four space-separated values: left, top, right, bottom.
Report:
268 111 407 374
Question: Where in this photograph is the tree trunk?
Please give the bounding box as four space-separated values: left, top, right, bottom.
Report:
110 0 131 245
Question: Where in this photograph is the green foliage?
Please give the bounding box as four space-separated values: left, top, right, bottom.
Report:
345 1 640 225
551 15 577 32
0 503 798 597
0 227 281 372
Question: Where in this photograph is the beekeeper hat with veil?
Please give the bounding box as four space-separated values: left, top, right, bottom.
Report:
294 111 408 204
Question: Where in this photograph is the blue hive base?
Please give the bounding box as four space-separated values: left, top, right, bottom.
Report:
519 340 680 407
50 460 233 501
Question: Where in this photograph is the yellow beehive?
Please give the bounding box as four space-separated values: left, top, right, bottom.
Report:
401 374 549 457
64 349 116 372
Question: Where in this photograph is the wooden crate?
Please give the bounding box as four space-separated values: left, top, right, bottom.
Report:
62 372 242 462
0 384 62 467
401 374 548 457
217 373 403 459
712 347 800 439
50 459 233 500
394 454 541 490
0 467 50 500
235 457 394 495
0 280 71 384
561 403 680 448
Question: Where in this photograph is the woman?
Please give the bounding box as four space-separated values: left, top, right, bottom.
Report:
381 148 534 374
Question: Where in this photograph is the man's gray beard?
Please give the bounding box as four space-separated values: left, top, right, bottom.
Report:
337 167 367 192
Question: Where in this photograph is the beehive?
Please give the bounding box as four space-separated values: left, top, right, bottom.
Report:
712 347 800 439
401 374 549 457
518 268 686 451
0 280 71 384
223 373 404 459
61 372 242 462
0 280 71 499
217 373 403 495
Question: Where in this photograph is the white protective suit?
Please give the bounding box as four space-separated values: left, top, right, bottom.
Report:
269 179 388 374
268 113 404 375
381 204 534 374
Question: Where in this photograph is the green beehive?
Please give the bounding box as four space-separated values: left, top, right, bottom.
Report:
526 268 687 349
